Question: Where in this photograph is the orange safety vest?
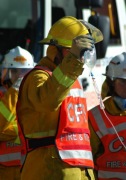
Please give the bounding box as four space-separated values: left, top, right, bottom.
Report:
89 106 126 179
0 140 24 166
17 66 94 168
55 80 94 167
0 93 25 166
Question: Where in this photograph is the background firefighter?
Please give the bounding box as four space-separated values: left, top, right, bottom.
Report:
88 52 126 179
0 46 34 180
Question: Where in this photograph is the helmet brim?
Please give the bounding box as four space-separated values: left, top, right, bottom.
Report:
79 20 103 44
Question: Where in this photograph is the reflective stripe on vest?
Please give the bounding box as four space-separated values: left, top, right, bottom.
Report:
0 101 22 166
0 140 22 166
55 80 94 167
89 106 126 179
90 107 126 137
58 149 93 161
99 170 126 179
0 152 21 164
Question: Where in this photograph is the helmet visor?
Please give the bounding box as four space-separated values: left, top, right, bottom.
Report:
1 68 31 86
80 20 103 43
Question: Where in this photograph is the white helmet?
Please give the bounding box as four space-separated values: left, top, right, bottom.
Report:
1 46 35 87
2 46 34 68
106 52 126 80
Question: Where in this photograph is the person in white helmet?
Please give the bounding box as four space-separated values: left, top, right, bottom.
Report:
88 52 126 179
0 46 34 180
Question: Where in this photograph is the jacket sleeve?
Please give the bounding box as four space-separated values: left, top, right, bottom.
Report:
22 53 84 112
0 87 18 141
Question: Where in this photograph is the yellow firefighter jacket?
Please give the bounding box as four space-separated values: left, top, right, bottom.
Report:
17 45 95 180
0 87 21 180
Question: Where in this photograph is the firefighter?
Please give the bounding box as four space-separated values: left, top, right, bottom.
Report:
88 52 126 179
16 16 103 180
0 46 34 180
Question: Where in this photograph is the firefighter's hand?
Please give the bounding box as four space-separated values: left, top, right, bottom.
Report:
12 77 23 91
69 34 95 60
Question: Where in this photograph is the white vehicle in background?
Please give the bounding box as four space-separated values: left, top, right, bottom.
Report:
78 0 126 109
0 0 126 108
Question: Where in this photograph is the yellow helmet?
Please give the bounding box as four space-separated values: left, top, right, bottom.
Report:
40 16 103 48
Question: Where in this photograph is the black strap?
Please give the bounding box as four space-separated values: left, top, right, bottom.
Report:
27 136 55 149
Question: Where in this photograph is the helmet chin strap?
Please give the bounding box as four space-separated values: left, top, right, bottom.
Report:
2 79 12 89
54 47 64 66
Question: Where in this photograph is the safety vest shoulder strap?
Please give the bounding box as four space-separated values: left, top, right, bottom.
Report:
34 65 52 75
89 106 126 139
88 106 109 138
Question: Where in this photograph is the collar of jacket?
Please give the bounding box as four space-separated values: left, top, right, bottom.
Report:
104 97 126 116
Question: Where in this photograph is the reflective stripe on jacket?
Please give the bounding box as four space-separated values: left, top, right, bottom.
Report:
89 106 126 179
